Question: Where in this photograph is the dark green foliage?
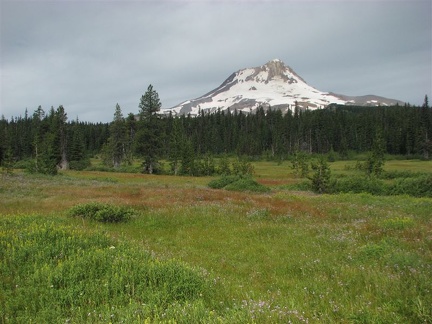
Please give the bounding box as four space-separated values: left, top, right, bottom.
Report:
68 159 90 171
208 175 242 189
68 119 90 170
324 173 432 198
291 150 309 177
327 146 337 162
1 97 432 172
388 175 432 197
364 129 386 177
193 154 216 176
168 117 185 175
380 170 428 180
310 155 332 194
179 139 195 176
332 176 386 195
224 177 270 193
217 155 231 175
68 202 136 223
1 146 14 175
136 85 162 174
232 157 255 176
101 104 129 168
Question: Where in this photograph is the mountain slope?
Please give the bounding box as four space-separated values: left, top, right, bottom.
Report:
164 59 403 115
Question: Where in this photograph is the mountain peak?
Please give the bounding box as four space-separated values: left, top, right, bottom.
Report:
164 60 404 116
266 58 282 64
262 58 294 82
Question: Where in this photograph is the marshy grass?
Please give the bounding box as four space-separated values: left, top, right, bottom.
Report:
1 159 431 322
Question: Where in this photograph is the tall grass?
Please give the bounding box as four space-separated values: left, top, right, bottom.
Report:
1 160 431 322
0 215 252 322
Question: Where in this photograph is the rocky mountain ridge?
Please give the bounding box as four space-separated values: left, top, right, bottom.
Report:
163 59 404 116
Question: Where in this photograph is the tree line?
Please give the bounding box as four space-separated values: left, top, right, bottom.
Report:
0 86 430 175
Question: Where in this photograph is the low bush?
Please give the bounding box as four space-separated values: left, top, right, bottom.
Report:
332 176 386 195
388 175 432 197
208 175 270 193
68 202 136 222
13 159 34 170
328 174 432 198
224 178 270 193
380 170 427 180
68 159 91 171
208 175 241 189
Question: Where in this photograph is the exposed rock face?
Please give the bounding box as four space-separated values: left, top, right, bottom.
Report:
163 59 404 116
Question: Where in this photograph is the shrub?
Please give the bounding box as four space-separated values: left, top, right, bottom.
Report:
224 178 270 193
208 175 241 189
310 155 332 194
333 176 386 195
68 202 136 223
380 170 422 180
217 155 231 175
388 175 432 197
291 151 309 177
68 158 91 171
232 158 254 176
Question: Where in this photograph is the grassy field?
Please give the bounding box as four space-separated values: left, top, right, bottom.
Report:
1 159 431 322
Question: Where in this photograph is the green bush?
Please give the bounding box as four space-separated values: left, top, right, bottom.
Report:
232 158 255 176
208 175 270 193
13 159 34 170
327 174 432 198
388 175 432 197
208 175 241 189
224 178 270 193
68 158 91 171
310 155 332 194
380 170 420 179
332 176 386 195
68 202 136 222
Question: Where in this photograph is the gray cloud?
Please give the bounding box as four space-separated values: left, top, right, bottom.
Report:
1 0 431 123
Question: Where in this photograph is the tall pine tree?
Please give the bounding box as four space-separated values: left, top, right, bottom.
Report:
101 104 127 168
136 85 162 174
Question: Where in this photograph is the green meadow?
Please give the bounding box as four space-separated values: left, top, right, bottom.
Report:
1 159 431 323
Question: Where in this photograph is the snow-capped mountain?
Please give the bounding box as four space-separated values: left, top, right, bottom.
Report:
163 59 403 116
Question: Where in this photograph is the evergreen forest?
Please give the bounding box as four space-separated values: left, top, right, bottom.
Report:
1 86 431 176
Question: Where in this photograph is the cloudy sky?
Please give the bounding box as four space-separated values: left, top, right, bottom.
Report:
1 0 431 123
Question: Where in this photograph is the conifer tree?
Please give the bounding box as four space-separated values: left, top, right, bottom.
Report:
55 105 69 170
420 95 431 159
0 115 7 167
218 154 231 175
180 139 195 176
365 129 385 177
1 146 14 175
310 155 332 194
136 85 162 174
124 113 136 165
168 118 184 175
291 150 309 177
68 118 89 170
102 103 127 168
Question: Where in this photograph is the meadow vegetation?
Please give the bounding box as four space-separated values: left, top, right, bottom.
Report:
1 158 431 322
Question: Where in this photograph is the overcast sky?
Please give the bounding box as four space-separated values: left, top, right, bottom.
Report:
1 0 431 123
